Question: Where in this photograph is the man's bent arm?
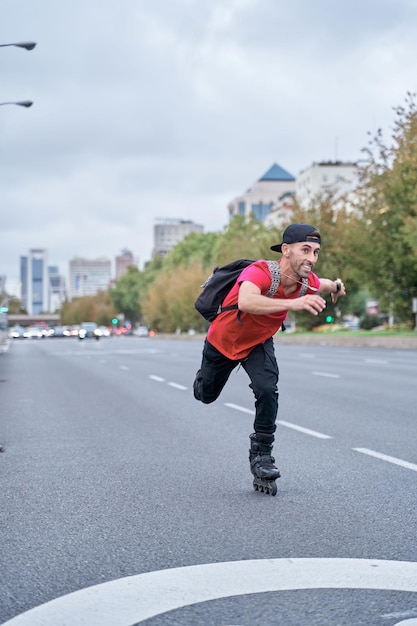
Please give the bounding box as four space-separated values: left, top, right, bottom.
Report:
238 281 326 316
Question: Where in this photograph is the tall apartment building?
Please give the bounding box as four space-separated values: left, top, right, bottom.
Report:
228 163 296 223
49 266 67 312
296 161 360 209
115 248 136 280
69 257 112 300
20 249 49 315
153 219 204 257
20 250 67 313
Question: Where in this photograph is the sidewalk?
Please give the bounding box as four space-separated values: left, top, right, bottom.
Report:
275 332 417 349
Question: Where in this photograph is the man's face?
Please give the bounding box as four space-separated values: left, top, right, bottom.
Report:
285 241 321 278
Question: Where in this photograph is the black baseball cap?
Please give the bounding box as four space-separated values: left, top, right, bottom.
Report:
270 223 321 253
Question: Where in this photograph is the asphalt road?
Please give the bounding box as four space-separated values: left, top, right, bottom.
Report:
1 336 417 626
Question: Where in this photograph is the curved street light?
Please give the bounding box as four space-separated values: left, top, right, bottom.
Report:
0 41 36 51
0 100 33 108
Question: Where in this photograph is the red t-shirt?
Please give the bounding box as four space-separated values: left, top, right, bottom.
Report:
207 260 320 360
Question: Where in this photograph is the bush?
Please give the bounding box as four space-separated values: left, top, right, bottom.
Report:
360 314 382 330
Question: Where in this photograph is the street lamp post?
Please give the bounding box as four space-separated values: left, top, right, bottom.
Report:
0 100 33 108
0 41 36 51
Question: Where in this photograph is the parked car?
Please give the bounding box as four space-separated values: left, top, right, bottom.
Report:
78 322 101 340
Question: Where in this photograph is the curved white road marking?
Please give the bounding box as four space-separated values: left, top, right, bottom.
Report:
3 558 417 626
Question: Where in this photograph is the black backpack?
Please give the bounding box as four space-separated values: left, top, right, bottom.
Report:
195 259 283 322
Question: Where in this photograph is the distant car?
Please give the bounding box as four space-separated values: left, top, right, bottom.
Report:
98 326 111 337
78 322 101 340
9 325 25 339
133 326 149 337
23 325 44 339
50 325 71 338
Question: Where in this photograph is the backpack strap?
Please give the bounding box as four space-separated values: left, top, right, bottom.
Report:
266 260 281 297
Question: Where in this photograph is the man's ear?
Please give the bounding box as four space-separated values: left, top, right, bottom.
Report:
282 243 290 257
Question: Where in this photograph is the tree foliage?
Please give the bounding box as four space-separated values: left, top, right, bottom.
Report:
358 92 417 320
109 266 148 326
60 291 117 326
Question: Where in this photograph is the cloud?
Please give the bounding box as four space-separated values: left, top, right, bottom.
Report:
1 0 417 287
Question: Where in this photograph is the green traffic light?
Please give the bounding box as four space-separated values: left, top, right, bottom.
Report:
111 318 118 325
325 315 334 323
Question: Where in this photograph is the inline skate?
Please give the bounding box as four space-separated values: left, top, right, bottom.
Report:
249 433 280 496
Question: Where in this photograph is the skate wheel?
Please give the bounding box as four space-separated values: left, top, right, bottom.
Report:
269 481 277 496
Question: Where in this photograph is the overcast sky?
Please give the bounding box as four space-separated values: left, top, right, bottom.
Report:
2 0 417 288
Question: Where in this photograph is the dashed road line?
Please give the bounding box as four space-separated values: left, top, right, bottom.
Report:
151 380 417 476
364 358 388 364
224 402 254 415
168 382 187 390
353 448 417 472
312 371 341 379
277 420 333 439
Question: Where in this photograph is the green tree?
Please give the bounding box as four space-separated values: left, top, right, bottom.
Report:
359 92 417 322
60 291 117 326
109 266 147 326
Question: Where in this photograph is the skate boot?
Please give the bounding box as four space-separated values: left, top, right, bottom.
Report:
193 369 202 400
249 433 280 496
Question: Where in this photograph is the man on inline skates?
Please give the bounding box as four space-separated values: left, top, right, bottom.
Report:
193 223 346 495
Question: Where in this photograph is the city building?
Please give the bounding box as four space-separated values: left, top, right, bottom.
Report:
0 275 6 296
228 163 296 223
19 250 67 313
115 248 137 280
296 161 360 210
20 249 49 315
69 257 112 300
153 219 204 257
263 191 297 229
4 278 21 299
48 266 67 312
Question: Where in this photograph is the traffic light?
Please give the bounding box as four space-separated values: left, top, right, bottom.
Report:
325 315 334 323
111 318 118 325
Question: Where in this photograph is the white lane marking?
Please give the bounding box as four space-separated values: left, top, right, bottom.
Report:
277 420 333 439
167 382 187 390
365 358 388 364
119 365 129 371
312 371 340 379
149 375 165 382
224 403 254 415
354 448 417 472
3 559 417 625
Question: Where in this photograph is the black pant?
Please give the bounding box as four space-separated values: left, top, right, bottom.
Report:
194 338 279 437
